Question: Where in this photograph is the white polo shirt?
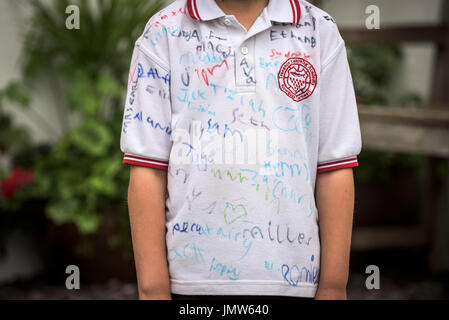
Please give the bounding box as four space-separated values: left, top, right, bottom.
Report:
120 0 362 297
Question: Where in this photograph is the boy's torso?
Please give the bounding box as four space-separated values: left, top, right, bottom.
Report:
130 0 347 297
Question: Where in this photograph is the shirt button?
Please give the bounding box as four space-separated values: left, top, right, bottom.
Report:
240 46 249 55
224 18 232 26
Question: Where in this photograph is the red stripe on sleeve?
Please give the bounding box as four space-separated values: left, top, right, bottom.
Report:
317 161 359 173
123 154 169 170
318 157 358 168
317 157 359 173
123 158 168 171
124 154 169 165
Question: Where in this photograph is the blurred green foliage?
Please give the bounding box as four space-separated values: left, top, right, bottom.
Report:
1 0 164 240
348 44 402 105
347 44 427 183
0 83 31 157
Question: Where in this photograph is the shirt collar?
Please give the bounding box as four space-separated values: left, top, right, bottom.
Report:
186 0 224 21
269 0 303 24
186 0 302 25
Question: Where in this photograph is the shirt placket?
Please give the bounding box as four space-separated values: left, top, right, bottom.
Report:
236 38 256 90
220 16 258 93
221 10 273 93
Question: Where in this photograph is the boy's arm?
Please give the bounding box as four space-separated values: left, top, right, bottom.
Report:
314 168 355 300
128 166 171 300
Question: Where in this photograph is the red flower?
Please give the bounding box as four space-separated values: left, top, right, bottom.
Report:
0 167 35 200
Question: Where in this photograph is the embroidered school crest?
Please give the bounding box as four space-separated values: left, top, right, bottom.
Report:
278 57 317 102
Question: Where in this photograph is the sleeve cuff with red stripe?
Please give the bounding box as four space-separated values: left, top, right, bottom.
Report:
317 157 358 173
123 154 169 170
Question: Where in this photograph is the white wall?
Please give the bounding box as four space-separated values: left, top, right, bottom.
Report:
0 0 63 144
322 0 442 27
320 0 443 104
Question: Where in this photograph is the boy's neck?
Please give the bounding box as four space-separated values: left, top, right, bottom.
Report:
215 0 269 31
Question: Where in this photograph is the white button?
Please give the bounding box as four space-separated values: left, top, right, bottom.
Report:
240 46 249 55
224 18 232 26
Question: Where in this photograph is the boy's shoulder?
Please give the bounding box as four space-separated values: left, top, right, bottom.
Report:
135 0 189 58
145 0 189 30
299 0 345 63
299 0 338 27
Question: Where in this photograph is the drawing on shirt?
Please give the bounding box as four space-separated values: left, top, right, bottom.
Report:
269 49 311 60
242 220 313 246
239 57 256 85
137 63 170 84
201 200 217 215
210 167 281 214
281 255 319 286
168 167 190 184
269 30 317 48
272 104 312 141
224 202 248 224
186 187 202 210
209 257 241 281
231 108 270 131
133 111 172 136
172 221 205 236
167 240 206 263
196 40 234 58
144 7 187 31
146 85 170 100
195 60 230 86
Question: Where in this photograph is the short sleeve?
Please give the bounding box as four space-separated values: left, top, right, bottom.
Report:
120 42 172 170
317 41 362 173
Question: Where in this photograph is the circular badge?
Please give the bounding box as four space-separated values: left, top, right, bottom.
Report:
277 57 317 102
